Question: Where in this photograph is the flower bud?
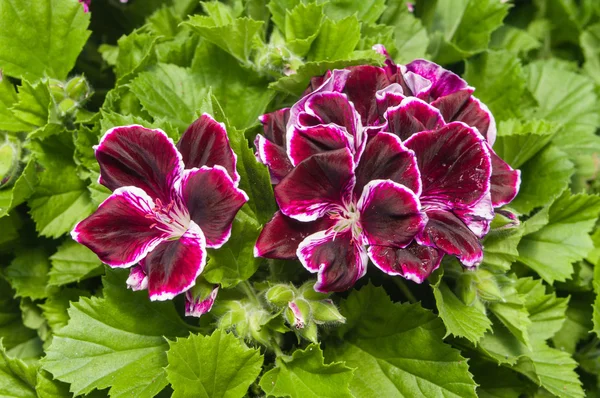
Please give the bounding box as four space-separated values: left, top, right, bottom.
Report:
58 98 78 114
265 284 295 307
65 76 91 103
185 283 219 318
48 79 67 104
310 299 345 325
285 299 311 329
298 281 329 301
298 321 318 344
475 270 504 303
0 136 21 188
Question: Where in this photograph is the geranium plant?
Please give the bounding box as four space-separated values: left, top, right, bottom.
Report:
1 0 600 397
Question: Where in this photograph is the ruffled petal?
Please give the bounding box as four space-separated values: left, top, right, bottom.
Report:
429 89 473 125
254 134 294 184
453 192 494 238
254 211 336 259
384 97 445 141
144 221 207 301
288 124 351 166
297 228 368 293
368 242 443 283
343 65 391 126
126 265 148 291
71 187 169 268
376 83 405 114
488 148 521 207
405 59 469 99
259 108 290 147
404 122 492 208
358 180 426 247
416 209 483 267
452 96 497 145
95 125 183 203
275 148 355 222
180 166 248 249
354 132 421 197
304 92 361 140
176 114 239 184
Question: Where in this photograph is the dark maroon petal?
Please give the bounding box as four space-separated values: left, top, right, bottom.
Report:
176 114 239 184
275 148 355 222
405 59 469 99
185 285 219 317
259 108 290 147
416 209 483 267
126 265 148 291
376 84 405 114
358 180 426 247
384 97 445 141
71 187 169 267
304 92 360 138
254 211 336 259
254 134 293 184
180 166 248 249
354 132 421 197
489 147 521 207
368 242 443 283
297 228 367 293
404 122 492 208
144 222 207 301
95 125 183 203
453 192 494 238
429 89 473 125
343 65 391 126
452 96 497 145
288 124 350 166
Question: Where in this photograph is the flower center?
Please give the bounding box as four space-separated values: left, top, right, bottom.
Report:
328 201 362 240
145 197 190 238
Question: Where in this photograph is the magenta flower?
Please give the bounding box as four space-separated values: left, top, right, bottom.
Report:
255 48 520 291
78 0 90 12
72 114 247 301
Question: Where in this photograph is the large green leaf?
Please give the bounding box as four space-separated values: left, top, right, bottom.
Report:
48 240 103 287
308 16 360 62
325 284 477 397
0 0 91 80
379 0 429 62
0 340 37 398
4 248 54 300
166 330 263 398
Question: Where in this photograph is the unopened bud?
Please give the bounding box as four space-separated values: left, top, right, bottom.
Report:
0 136 21 188
265 284 295 307
310 299 345 324
65 76 91 102
58 98 78 114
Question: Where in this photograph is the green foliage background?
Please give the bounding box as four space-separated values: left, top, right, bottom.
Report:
1 0 600 396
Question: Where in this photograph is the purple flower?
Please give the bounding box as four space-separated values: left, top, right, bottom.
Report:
72 114 247 301
255 48 521 291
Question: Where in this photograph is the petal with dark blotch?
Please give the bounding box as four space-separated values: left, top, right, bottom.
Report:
404 122 492 208
275 148 355 222
71 187 169 268
144 221 207 301
126 265 148 291
452 96 497 145
176 114 239 184
429 89 473 125
368 242 443 283
180 166 248 249
489 147 521 207
95 125 183 203
254 134 294 184
454 192 494 238
259 108 290 147
292 69 351 124
344 65 391 126
304 92 361 138
405 59 469 99
254 211 335 259
185 285 219 317
288 124 351 166
416 209 483 268
297 228 368 293
358 180 426 247
384 97 445 141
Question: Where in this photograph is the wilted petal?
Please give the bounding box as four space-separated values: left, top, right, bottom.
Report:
126 265 148 291
489 148 521 207
275 148 355 222
144 222 207 301
452 96 497 145
254 211 335 259
254 134 294 184
185 285 219 317
405 59 469 99
288 124 351 166
95 125 183 203
259 108 290 147
358 180 426 247
180 166 248 249
454 192 494 238
297 228 368 293
176 114 239 184
416 209 483 267
343 65 391 126
368 242 442 283
404 122 492 208
71 187 169 268
354 132 421 197
384 97 445 141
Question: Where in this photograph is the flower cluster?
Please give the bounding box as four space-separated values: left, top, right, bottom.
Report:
72 115 247 310
254 49 520 292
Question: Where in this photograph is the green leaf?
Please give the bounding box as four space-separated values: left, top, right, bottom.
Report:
48 240 103 287
420 0 509 64
471 358 536 398
488 284 531 350
98 110 179 141
509 145 574 215
0 279 37 351
38 289 90 333
0 158 39 219
260 344 354 398
10 80 52 131
166 329 263 398
114 30 159 82
4 248 54 300
581 23 600 85
0 76 29 132
42 270 190 397
518 191 600 284
494 119 561 169
284 2 324 56
480 222 523 272
325 284 477 397
464 51 526 121
308 16 360 61
323 0 385 24
0 340 37 398
0 0 91 80
129 63 207 132
553 295 592 354
379 0 429 63
490 25 541 55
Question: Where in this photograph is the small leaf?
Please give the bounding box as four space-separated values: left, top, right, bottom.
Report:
48 240 103 287
5 248 54 300
308 16 360 61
